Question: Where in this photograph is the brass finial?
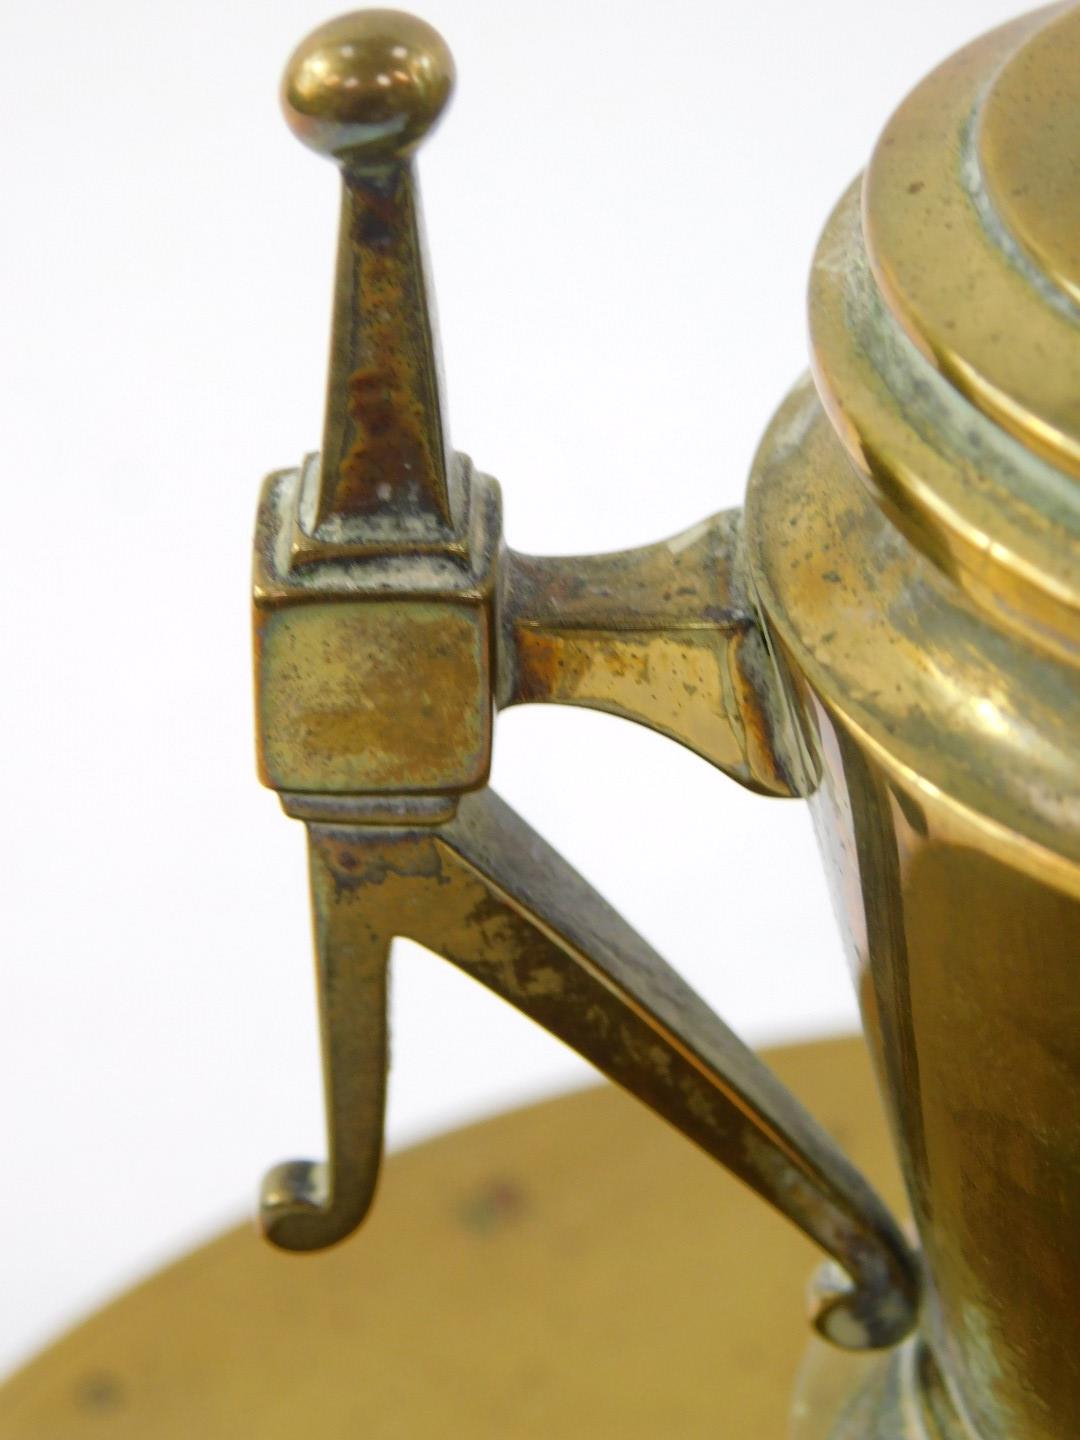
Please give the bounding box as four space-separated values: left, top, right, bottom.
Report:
282 11 457 535
282 10 454 165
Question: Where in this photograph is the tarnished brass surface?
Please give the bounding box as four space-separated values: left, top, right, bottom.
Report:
246 7 1080 1438
979 6 1080 308
747 380 1080 874
810 173 1080 665
760 21 1080 1427
282 10 456 529
0 1039 902 1440
251 10 921 1357
500 513 802 797
260 791 915 1350
747 378 1080 1440
812 12 1080 662
865 5 1080 480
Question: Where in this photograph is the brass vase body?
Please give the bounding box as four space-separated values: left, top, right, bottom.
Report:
748 9 1080 1434
750 385 1080 1438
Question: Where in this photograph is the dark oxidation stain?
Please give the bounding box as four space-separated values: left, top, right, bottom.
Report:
73 1370 126 1413
458 1177 528 1236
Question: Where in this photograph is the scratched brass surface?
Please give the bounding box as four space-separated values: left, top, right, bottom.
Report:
748 20 1080 1423
257 791 915 1355
863 5 1080 482
850 5 1080 658
979 5 1080 310
0 1039 902 1440
249 8 920 1357
245 7 1080 1439
747 386 1080 1438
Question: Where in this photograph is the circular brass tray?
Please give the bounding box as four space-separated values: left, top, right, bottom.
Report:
0 1037 902 1438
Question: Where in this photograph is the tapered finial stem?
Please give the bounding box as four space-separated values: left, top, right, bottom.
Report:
282 11 456 534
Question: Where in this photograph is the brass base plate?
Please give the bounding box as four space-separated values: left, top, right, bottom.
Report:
0 1037 902 1438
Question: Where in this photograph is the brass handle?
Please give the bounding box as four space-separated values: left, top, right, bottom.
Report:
499 515 804 798
252 9 920 1353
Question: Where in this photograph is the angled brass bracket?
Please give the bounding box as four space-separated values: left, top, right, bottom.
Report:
500 513 802 797
252 10 917 1352
261 789 916 1352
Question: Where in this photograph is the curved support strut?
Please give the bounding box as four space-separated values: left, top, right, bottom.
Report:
260 789 919 1351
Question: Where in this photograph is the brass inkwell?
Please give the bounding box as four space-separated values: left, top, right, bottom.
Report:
3 5 1078 1436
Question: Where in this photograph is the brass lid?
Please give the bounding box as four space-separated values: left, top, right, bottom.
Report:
809 4 1080 663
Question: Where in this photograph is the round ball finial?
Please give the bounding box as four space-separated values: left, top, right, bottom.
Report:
282 10 454 166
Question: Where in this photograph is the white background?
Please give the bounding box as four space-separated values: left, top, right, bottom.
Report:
0 0 1021 1377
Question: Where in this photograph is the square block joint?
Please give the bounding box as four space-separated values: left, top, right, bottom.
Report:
253 456 500 796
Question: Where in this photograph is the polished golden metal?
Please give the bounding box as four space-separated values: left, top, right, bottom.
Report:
282 11 454 168
500 514 802 797
283 11 457 534
253 7 923 1357
0 1040 903 1440
821 6 1080 663
247 7 1080 1436
263 789 917 1350
761 10 1080 1432
0 3 1074 1437
864 5 1080 485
